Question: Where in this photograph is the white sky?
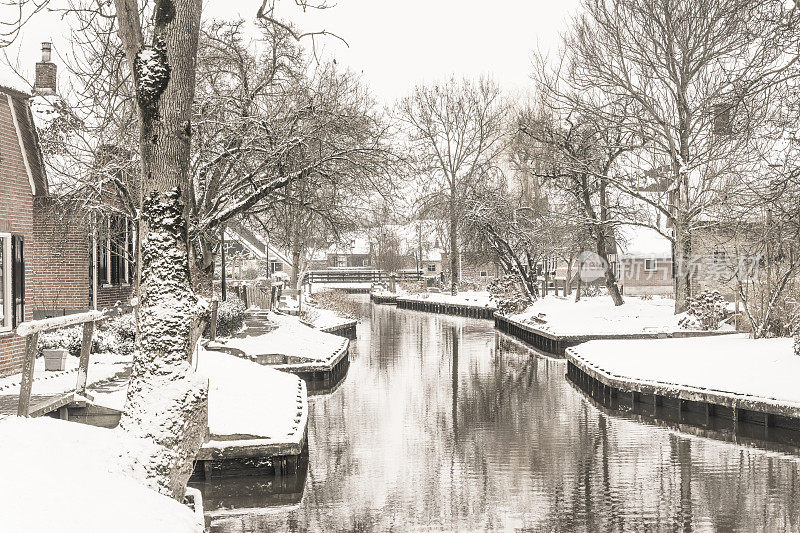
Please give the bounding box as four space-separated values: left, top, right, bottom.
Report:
2 0 580 104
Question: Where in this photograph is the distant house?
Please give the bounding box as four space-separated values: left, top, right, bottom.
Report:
615 224 674 297
308 235 373 270
222 222 294 281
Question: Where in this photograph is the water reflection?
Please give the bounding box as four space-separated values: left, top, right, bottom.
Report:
206 297 800 532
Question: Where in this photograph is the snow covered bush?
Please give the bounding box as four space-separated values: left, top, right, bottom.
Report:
309 289 360 319
37 312 137 357
398 280 427 295
206 296 246 338
488 274 533 316
678 290 727 330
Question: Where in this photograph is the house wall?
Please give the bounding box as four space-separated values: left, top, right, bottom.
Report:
30 198 91 317
0 94 35 377
618 257 674 296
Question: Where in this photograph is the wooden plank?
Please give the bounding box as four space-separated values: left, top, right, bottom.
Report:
17 332 39 417
27 392 74 418
75 321 95 396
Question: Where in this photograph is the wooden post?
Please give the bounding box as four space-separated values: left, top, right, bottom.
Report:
210 300 219 341
17 332 39 417
75 321 95 396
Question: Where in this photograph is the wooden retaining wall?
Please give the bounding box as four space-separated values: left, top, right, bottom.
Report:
494 314 571 355
566 357 800 439
370 293 398 305
395 298 495 319
320 320 357 339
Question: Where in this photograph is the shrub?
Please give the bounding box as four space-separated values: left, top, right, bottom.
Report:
309 289 360 319
208 296 246 337
398 280 427 295
679 290 727 330
488 274 533 316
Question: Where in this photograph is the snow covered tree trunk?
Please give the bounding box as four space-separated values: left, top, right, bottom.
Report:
114 0 208 500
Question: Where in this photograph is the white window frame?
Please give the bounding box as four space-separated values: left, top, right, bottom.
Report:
427 264 436 273
479 271 488 277
121 221 131 286
644 258 658 272
0 233 11 331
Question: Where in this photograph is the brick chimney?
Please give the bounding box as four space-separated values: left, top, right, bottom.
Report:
34 42 56 95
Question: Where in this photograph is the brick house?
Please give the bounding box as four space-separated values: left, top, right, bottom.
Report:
0 81 48 376
0 46 136 377
29 43 136 317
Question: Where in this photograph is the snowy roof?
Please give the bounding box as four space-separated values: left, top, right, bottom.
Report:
0 68 31 96
615 224 672 258
0 85 48 197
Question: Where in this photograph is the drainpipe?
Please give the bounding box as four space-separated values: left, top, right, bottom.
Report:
221 228 227 301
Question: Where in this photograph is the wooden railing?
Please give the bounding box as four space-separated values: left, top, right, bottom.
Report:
15 310 107 417
304 269 423 284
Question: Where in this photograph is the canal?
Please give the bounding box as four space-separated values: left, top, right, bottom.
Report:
203 296 800 532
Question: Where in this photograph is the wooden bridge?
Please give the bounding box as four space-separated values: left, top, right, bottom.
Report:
0 310 111 419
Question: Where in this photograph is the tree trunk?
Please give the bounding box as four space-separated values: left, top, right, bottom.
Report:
291 247 302 289
449 195 459 296
114 0 207 501
596 228 624 306
673 215 691 314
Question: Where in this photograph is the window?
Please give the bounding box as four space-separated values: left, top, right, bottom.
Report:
336 256 347 268
0 234 10 329
362 258 369 267
98 216 134 286
427 264 436 273
644 259 658 272
480 271 488 277
713 251 727 266
271 261 283 273
0 234 24 329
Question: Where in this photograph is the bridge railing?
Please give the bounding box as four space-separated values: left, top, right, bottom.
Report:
304 269 424 284
15 310 108 417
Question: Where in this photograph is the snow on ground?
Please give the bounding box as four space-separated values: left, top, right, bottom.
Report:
209 312 345 362
399 291 494 308
196 348 305 440
0 417 202 533
571 335 799 405
511 296 725 336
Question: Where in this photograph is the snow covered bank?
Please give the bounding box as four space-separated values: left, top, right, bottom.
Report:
398 290 495 309
196 348 306 441
0 418 202 533
569 335 800 409
208 312 346 363
511 296 728 337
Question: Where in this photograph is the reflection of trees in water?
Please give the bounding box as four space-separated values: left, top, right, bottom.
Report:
213 305 800 532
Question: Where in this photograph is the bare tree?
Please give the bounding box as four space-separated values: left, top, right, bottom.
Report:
399 76 506 295
518 107 633 306
561 0 800 312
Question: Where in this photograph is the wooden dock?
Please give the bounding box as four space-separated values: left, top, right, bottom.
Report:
318 319 357 339
495 314 735 356
396 297 495 319
194 377 308 481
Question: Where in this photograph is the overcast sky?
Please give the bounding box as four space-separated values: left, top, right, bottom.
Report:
3 0 581 104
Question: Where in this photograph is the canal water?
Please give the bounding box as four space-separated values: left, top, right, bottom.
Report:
204 296 800 532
